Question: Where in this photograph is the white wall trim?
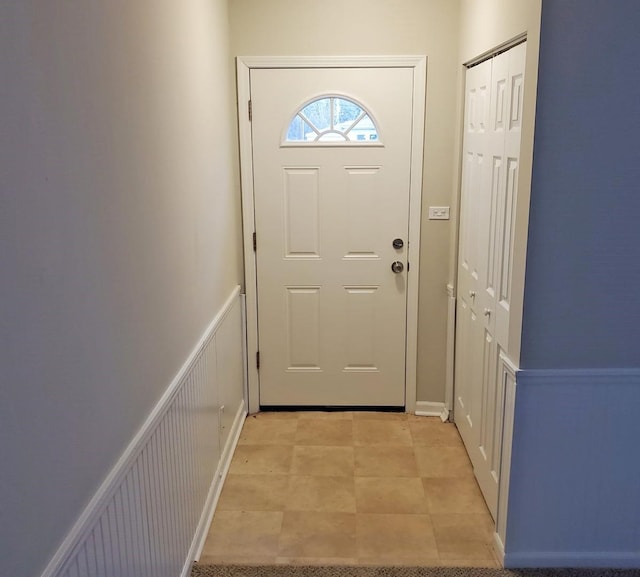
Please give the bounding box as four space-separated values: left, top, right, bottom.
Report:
444 283 456 416
237 59 259 414
414 401 448 421
190 400 246 566
238 55 429 69
492 532 506 567
517 367 640 386
41 285 243 577
237 55 427 414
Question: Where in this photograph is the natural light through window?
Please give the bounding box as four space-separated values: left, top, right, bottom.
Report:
285 96 380 144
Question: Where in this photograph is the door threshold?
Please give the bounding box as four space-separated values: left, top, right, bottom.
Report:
259 405 405 413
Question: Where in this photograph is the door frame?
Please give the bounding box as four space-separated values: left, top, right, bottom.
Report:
237 56 427 414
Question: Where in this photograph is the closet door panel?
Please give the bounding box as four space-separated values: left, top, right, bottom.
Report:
458 59 491 303
454 295 483 455
495 42 526 349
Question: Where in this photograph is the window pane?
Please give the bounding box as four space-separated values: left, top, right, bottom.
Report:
287 115 304 141
346 115 378 142
301 99 331 132
287 115 316 142
333 98 363 127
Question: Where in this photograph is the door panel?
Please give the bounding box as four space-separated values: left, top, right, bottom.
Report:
251 67 414 406
495 44 526 348
283 168 320 258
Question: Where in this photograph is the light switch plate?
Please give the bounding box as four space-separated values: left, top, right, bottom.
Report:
428 206 450 220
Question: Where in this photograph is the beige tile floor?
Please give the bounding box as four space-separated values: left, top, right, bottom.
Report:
200 411 498 567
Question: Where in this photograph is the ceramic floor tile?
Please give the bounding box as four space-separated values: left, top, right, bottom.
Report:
295 418 354 446
354 446 418 477
275 557 358 566
291 446 355 477
408 413 432 421
278 511 356 558
436 540 496 562
439 558 499 568
229 444 293 474
286 475 356 512
423 477 490 514
409 418 463 447
356 558 440 567
238 416 297 445
355 477 427 514
202 510 283 557
249 411 300 420
353 420 412 447
431 512 494 542
216 474 289 511
198 554 277 565
356 513 439 564
414 445 474 478
353 411 408 421
297 411 353 420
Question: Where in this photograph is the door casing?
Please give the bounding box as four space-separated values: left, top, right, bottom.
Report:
237 56 427 414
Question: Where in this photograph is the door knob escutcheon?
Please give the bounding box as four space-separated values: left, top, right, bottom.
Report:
391 261 404 273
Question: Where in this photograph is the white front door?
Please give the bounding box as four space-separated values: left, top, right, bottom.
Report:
250 66 416 407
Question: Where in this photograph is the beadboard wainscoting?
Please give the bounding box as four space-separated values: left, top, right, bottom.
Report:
492 353 518 566
504 368 640 568
42 286 247 577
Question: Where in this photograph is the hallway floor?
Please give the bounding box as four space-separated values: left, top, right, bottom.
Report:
200 411 498 567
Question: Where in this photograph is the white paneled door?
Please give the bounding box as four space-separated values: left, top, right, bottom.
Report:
250 67 415 406
455 42 526 519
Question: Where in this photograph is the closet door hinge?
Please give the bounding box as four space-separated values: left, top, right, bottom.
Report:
248 100 252 122
252 231 257 251
256 351 260 370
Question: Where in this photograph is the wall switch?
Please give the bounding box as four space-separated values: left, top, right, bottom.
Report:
428 206 450 220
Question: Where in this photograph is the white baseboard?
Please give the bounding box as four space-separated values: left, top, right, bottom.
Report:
492 531 505 567
190 400 246 566
414 401 448 421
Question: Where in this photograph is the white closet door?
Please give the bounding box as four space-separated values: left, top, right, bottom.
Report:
455 56 491 478
455 42 526 520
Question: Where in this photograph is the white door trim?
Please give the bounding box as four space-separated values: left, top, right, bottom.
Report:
237 55 427 414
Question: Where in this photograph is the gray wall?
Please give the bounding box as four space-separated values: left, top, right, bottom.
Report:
505 0 640 566
521 0 640 369
0 2 243 575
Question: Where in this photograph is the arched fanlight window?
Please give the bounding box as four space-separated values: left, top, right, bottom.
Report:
285 96 381 144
